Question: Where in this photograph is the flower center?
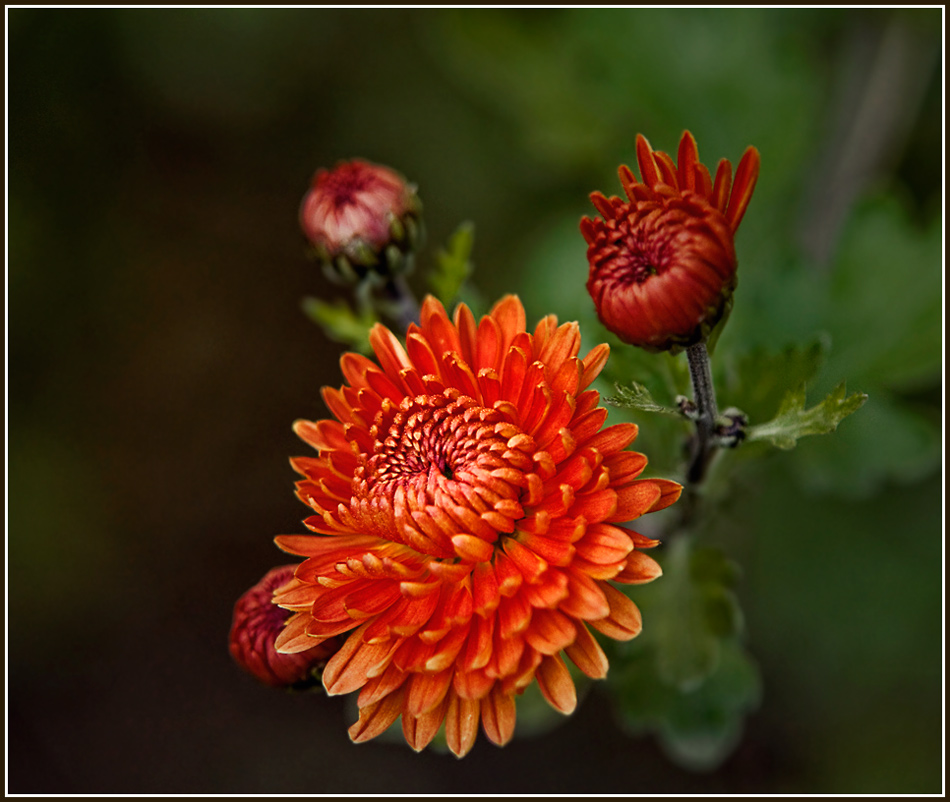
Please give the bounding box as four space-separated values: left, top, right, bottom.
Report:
612 217 673 285
352 392 534 557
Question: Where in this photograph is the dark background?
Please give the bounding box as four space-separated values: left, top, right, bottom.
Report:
8 8 943 794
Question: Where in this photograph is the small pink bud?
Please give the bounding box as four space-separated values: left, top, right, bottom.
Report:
300 159 422 282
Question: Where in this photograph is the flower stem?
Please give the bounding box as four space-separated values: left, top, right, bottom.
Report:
382 273 421 332
685 340 719 485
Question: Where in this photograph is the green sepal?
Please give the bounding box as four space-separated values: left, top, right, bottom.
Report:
301 297 376 354
746 381 868 450
428 221 474 307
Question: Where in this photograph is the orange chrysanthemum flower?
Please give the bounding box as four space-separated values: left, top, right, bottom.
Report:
273 295 681 756
582 131 760 352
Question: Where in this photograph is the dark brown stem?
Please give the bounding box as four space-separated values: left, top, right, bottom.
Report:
685 340 719 485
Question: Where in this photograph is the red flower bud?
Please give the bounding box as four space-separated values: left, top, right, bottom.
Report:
229 565 339 688
582 131 759 352
300 159 422 283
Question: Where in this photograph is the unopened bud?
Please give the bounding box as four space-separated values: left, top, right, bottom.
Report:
299 159 423 284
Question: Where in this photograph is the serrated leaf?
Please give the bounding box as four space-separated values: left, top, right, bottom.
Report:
721 339 828 425
647 538 745 691
610 634 761 772
301 297 375 354
428 221 474 307
746 381 867 450
607 381 682 417
656 642 762 771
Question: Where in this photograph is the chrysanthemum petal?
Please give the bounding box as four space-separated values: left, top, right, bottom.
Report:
524 608 576 655
323 627 395 695
480 687 517 747
635 134 661 189
588 584 643 641
646 478 683 512
559 569 610 621
536 653 577 715
712 158 732 214
580 343 610 390
609 480 662 523
564 621 609 679
677 130 700 191
403 695 450 752
348 689 406 743
614 550 663 585
405 667 454 716
445 693 480 757
725 145 761 232
274 611 321 654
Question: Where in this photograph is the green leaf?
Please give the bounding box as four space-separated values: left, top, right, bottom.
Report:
606 381 682 417
654 642 762 772
428 221 474 307
301 297 375 354
610 632 761 772
746 381 867 450
720 339 828 425
640 537 745 692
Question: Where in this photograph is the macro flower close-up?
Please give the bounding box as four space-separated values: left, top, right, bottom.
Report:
9 7 941 795
582 131 760 352
271 294 681 756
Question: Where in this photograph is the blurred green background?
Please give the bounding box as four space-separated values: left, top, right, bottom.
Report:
8 7 943 794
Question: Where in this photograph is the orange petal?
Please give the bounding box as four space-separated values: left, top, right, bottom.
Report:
405 667 454 716
609 481 662 523
480 686 517 746
677 130 700 191
523 608 576 655
472 561 500 616
613 550 663 585
654 149 679 189
712 157 732 214
369 323 412 379
452 534 495 563
454 302 479 367
274 611 321 654
588 583 642 641
322 626 394 695
445 693 480 757
585 421 638 455
536 653 577 715
403 695 449 752
348 689 405 743
603 451 648 483
646 478 683 512
564 621 609 679
725 145 761 232
635 133 661 189
489 295 527 355
503 537 548 584
579 343 610 389
574 522 634 566
618 164 639 201
559 569 610 621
